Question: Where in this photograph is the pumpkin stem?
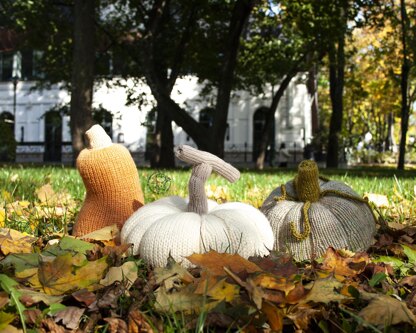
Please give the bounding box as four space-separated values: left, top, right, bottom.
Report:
85 125 113 149
175 145 240 182
293 160 320 203
187 163 213 214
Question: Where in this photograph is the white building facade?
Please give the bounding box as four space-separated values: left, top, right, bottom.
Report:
0 52 313 166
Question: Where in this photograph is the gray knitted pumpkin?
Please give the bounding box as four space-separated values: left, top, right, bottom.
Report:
260 160 376 261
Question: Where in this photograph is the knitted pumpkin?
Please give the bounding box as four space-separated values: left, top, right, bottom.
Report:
260 160 376 261
73 125 144 236
121 145 274 267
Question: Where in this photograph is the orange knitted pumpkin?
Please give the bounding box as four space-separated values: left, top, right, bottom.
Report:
73 125 144 236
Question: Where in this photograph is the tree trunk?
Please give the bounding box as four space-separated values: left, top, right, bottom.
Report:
326 33 345 169
307 64 320 136
256 72 296 169
151 109 174 168
211 0 255 157
397 0 410 170
70 0 95 163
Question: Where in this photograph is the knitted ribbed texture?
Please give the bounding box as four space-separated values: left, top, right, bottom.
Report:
260 161 376 261
121 145 274 267
293 160 320 202
73 125 144 236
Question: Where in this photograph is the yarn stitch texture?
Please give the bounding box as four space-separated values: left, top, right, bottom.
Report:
73 125 144 236
261 160 376 261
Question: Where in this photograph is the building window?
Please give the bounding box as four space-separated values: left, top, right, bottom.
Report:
0 52 14 81
199 107 214 128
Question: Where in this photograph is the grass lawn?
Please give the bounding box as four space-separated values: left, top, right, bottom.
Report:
0 164 415 332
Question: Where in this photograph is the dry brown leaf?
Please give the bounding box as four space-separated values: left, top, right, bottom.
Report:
100 261 138 290
0 291 9 309
19 290 64 307
249 253 298 277
0 228 37 255
154 258 194 290
128 310 155 333
250 273 296 296
154 285 207 314
286 306 322 330
40 318 68 333
359 295 416 327
104 317 128 333
261 301 283 331
320 247 369 278
71 289 97 307
23 308 42 325
187 251 262 277
53 306 85 330
301 276 353 304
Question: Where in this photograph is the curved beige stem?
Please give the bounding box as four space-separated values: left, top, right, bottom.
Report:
175 145 240 214
85 124 112 149
175 145 240 182
187 163 212 214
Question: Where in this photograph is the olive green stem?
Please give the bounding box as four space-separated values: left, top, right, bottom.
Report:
293 160 320 203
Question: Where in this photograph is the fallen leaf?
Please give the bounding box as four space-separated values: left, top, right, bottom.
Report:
0 311 16 330
53 306 85 330
301 277 352 304
0 228 37 255
364 193 389 207
40 318 66 333
206 278 240 302
286 306 322 330
320 247 369 278
400 276 416 287
19 290 64 306
58 236 95 255
155 285 207 313
100 261 138 290
261 301 283 331
224 266 264 309
38 252 108 295
128 310 155 333
187 251 262 277
249 253 298 277
80 224 120 243
23 308 42 326
104 317 128 333
359 295 416 327
0 291 9 309
250 273 296 296
402 245 416 266
0 324 23 333
72 289 97 307
154 257 194 290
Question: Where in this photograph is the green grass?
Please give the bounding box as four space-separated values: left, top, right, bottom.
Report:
0 164 415 235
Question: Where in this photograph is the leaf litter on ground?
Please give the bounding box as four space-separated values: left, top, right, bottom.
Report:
0 182 416 331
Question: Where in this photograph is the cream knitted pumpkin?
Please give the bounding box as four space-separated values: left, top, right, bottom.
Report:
121 145 274 267
260 160 376 261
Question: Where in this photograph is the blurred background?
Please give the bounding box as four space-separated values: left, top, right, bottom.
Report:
0 0 414 170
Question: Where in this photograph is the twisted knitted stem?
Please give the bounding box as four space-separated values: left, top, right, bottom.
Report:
175 145 240 215
290 201 312 241
187 163 213 214
274 185 296 202
175 145 240 182
293 160 320 202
